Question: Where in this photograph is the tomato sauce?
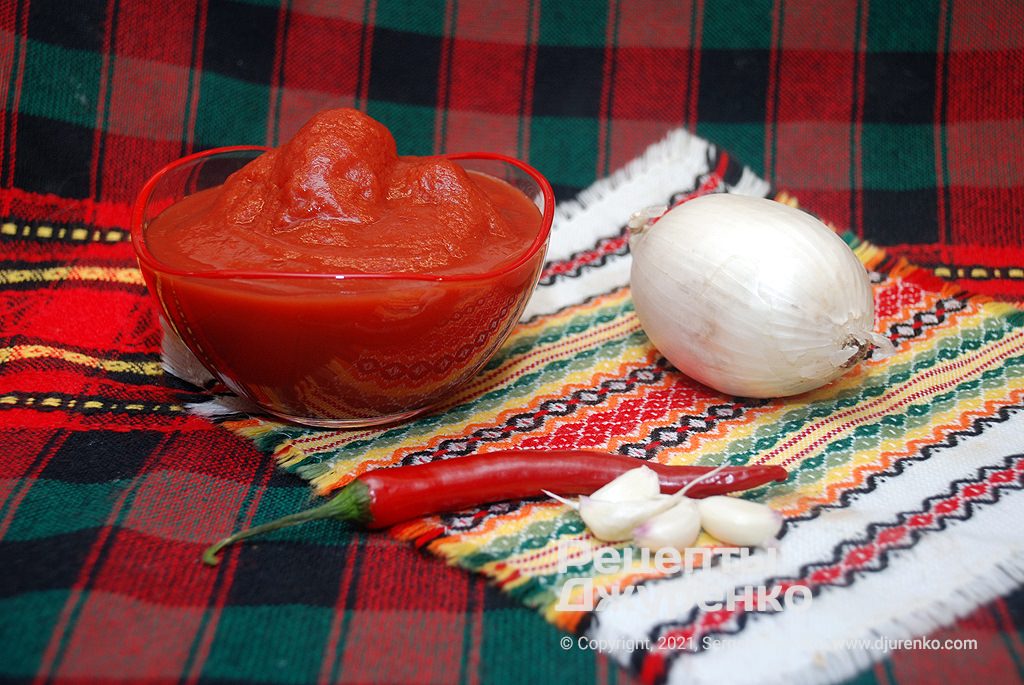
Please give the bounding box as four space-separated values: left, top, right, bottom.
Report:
138 109 550 425
147 109 540 275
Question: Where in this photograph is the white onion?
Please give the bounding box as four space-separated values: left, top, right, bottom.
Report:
628 194 894 398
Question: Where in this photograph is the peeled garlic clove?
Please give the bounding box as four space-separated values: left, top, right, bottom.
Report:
590 465 661 502
697 495 783 547
632 498 702 552
579 494 674 542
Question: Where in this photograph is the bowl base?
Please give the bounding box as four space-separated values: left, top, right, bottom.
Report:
260 405 429 429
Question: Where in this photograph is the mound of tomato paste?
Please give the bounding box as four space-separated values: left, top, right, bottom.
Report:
146 108 541 275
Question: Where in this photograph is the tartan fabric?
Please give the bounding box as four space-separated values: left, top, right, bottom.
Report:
4 0 1024 295
1 1 1023 684
186 131 1024 683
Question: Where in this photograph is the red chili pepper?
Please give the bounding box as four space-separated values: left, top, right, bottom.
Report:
202 449 787 565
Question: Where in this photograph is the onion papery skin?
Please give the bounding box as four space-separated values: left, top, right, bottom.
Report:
629 194 876 398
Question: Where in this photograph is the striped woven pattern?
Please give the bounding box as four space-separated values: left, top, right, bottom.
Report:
4 1 1024 298
5 1 1024 683
195 133 1024 664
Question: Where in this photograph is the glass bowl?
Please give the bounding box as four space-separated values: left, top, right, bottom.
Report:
131 146 554 427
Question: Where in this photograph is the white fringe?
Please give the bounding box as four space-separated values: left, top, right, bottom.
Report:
186 395 262 418
159 318 261 418
159 318 214 387
549 128 710 226
522 128 718 321
589 352 1024 685
733 165 773 198
772 550 1024 685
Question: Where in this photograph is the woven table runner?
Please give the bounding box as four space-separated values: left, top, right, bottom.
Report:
171 127 1024 685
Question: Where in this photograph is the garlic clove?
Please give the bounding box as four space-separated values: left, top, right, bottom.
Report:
697 495 783 547
579 494 675 542
590 465 661 502
632 498 702 552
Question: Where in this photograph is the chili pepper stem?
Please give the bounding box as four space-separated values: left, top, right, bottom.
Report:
669 461 731 501
202 480 371 566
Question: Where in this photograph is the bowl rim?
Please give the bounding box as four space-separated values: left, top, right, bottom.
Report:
131 145 555 283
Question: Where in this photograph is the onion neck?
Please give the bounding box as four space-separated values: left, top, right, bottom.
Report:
627 205 668 237
839 335 872 368
837 331 896 368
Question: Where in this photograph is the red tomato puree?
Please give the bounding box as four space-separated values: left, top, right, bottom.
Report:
141 108 547 424
147 108 540 275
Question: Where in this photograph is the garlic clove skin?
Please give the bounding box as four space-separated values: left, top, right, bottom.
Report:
632 498 702 552
579 494 675 542
629 194 884 398
697 495 784 547
590 465 661 502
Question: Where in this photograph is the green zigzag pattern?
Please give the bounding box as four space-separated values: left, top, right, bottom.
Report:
440 322 1024 574
278 298 648 474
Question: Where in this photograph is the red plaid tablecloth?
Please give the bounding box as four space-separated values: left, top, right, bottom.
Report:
2 1 1023 683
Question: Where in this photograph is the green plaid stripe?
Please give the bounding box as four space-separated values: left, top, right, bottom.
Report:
10 0 1021 222
3 1 1024 684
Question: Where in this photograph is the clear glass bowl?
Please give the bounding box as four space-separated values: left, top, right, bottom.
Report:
132 146 554 427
